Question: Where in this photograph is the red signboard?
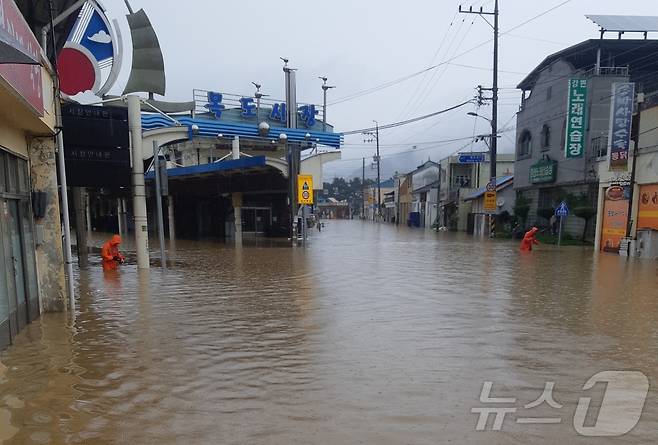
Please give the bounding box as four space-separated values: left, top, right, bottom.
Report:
0 0 44 115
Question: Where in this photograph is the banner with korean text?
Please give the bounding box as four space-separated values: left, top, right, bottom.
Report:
607 82 635 171
564 79 588 159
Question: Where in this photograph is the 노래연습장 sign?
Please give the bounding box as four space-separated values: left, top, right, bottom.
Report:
564 79 588 159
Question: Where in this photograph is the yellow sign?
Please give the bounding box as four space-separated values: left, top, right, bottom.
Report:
484 191 497 213
297 175 314 205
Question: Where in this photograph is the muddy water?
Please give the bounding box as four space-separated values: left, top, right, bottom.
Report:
1 220 658 444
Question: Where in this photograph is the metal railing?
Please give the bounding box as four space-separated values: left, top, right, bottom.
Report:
584 66 630 77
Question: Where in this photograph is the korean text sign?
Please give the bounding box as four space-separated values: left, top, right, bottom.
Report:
607 82 635 171
564 79 588 159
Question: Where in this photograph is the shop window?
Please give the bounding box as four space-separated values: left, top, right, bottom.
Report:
546 86 552 101
518 130 532 158
541 124 551 150
592 136 608 158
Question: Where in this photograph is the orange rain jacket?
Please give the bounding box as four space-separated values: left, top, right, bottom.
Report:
101 235 125 271
520 227 540 252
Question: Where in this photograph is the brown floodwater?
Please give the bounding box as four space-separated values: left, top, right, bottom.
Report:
1 220 658 444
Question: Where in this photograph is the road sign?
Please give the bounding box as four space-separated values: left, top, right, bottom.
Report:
484 191 497 212
458 153 486 164
485 180 496 192
555 201 569 217
297 174 314 205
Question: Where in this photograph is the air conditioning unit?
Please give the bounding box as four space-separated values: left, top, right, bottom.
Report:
636 229 658 260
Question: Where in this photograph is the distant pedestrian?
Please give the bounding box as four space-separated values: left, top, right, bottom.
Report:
101 234 125 271
520 227 540 252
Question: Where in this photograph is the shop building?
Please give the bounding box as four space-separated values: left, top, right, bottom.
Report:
513 38 658 240
1 0 66 350
438 153 514 231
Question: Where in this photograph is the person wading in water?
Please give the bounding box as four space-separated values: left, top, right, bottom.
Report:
101 234 125 271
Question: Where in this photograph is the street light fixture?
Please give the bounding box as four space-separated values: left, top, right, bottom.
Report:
467 111 492 123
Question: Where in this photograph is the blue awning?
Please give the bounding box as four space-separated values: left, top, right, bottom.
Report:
145 156 267 180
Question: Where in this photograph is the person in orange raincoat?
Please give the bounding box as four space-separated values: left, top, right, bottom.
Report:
520 227 540 252
101 235 125 271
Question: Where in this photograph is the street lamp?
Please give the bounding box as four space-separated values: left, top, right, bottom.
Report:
467 111 492 123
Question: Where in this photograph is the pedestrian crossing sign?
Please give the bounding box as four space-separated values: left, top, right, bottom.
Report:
297 175 314 205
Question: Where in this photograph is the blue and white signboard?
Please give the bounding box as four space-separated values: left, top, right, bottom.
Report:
555 201 569 217
458 153 486 164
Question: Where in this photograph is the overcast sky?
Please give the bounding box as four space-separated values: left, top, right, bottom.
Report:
104 0 657 177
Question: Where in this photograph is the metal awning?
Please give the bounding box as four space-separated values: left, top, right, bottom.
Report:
145 156 268 180
0 31 40 65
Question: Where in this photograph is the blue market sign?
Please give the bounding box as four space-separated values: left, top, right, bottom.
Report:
458 153 486 164
555 201 569 217
205 91 318 128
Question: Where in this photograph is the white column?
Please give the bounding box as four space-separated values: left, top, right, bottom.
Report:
128 95 150 269
232 192 243 246
232 136 240 160
85 191 92 233
117 198 124 235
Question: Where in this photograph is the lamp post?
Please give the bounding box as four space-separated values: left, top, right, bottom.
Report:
319 77 335 132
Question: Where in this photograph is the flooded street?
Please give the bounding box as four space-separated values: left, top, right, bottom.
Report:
1 220 658 444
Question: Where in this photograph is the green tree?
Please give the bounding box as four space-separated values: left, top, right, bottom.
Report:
514 193 531 229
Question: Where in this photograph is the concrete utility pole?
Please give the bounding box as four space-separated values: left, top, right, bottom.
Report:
460 0 499 235
72 187 88 268
283 58 299 241
127 95 150 269
362 157 366 219
374 120 381 221
319 77 335 132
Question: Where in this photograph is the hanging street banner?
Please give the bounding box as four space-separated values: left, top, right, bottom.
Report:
564 79 588 159
607 82 635 171
297 174 314 205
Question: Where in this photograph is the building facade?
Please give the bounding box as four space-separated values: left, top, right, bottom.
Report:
514 39 658 240
1 0 66 350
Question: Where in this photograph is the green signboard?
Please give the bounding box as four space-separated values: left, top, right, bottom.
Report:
564 78 588 158
529 158 557 184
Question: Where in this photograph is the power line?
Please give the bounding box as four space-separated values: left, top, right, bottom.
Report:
341 99 474 135
328 0 574 107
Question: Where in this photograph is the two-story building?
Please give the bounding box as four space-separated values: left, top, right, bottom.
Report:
514 38 658 240
437 153 514 231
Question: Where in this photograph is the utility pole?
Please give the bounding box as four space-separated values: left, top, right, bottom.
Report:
375 121 381 221
283 58 298 241
626 92 644 239
460 1 499 184
127 95 150 268
460 0 499 234
362 157 366 219
319 77 335 132
362 122 382 220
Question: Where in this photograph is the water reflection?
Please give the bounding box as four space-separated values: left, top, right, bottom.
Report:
0 221 657 444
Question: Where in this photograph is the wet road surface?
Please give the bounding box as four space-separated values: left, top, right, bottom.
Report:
1 220 658 444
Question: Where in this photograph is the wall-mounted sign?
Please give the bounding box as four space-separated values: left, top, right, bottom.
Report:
63 104 130 187
605 185 626 201
600 189 628 253
607 82 635 171
458 153 486 164
0 0 43 114
529 158 557 184
564 78 588 159
484 191 497 213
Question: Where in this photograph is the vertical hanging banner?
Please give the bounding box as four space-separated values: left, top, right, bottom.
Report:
564 79 588 159
607 82 635 171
